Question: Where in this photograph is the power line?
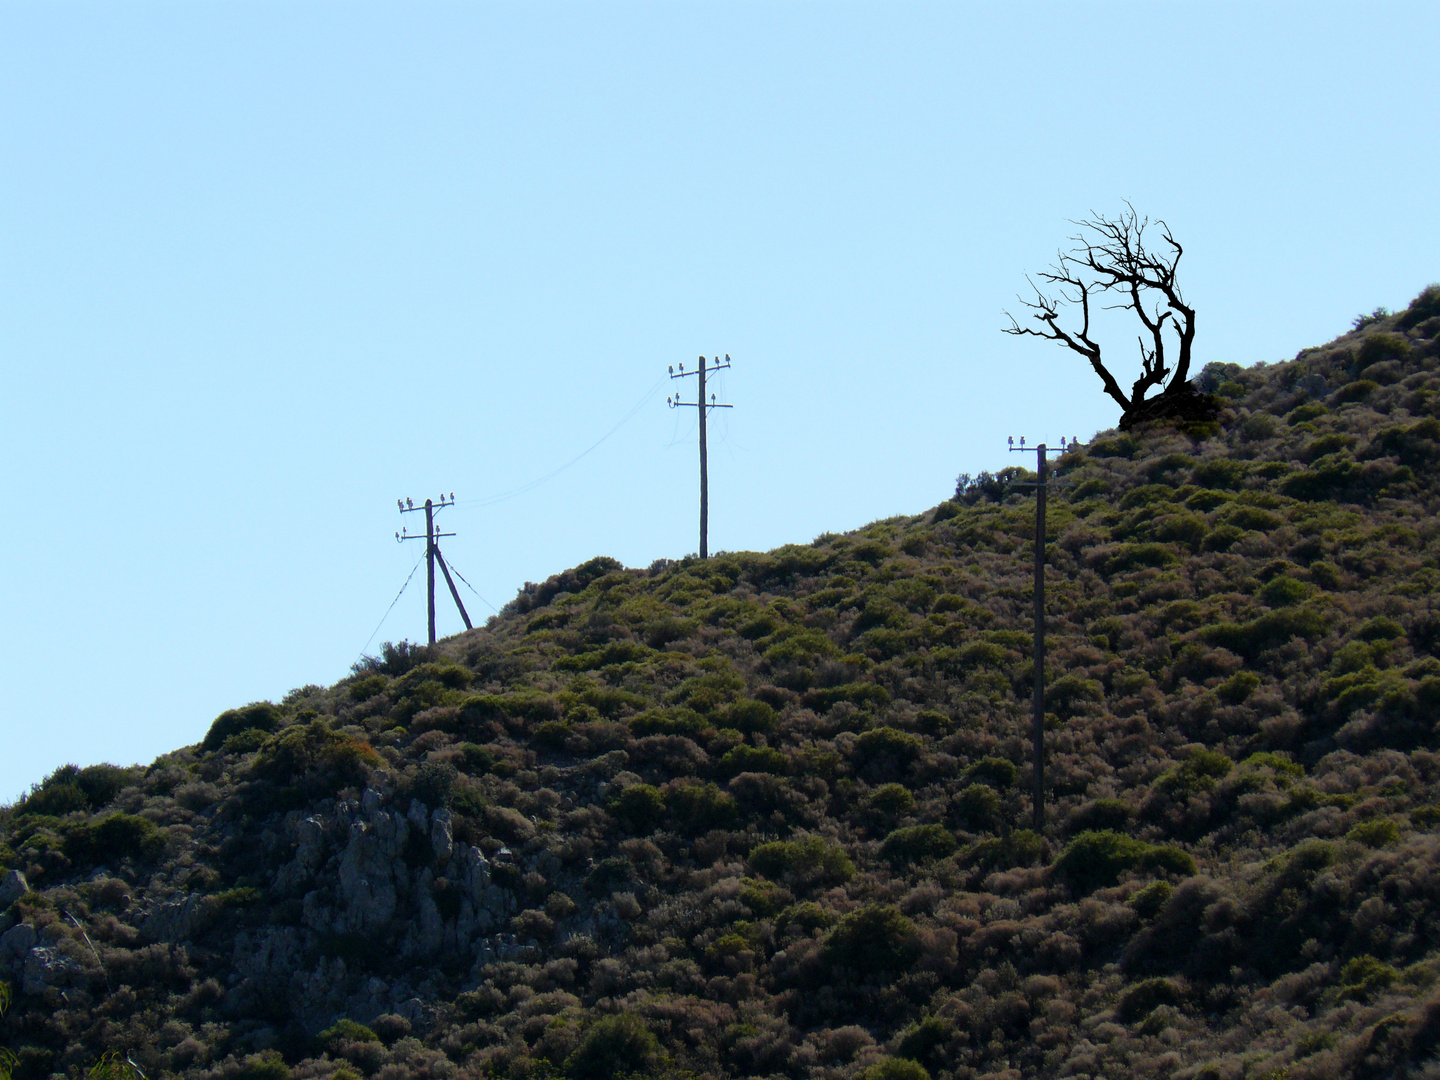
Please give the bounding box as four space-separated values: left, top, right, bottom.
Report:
460 374 667 509
668 354 734 559
355 553 425 666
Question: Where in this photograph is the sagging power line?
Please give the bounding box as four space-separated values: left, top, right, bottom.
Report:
668 354 733 559
1007 434 1080 832
397 494 472 645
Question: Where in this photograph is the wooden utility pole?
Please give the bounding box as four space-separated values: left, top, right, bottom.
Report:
396 493 470 644
668 355 733 558
1008 437 1073 831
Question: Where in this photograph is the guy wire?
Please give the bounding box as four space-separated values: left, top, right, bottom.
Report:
354 553 425 666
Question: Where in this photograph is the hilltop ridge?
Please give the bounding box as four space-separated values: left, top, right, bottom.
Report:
3 285 1440 1080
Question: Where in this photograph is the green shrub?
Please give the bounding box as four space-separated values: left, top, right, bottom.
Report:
1047 675 1105 716
608 784 666 832
1105 543 1178 574
1118 977 1183 1021
65 812 164 864
75 764 134 808
722 699 779 734
1216 671 1260 704
1202 524 1245 552
250 720 380 787
403 760 458 809
1339 955 1399 1000
867 783 915 815
1396 284 1440 329
17 772 88 818
931 500 961 523
665 782 737 835
763 627 840 664
1202 607 1327 658
1355 616 1404 641
777 902 836 936
1129 880 1173 918
823 905 921 973
954 784 1001 830
1119 484 1180 510
964 829 1042 870
348 673 388 701
319 1019 380 1046
861 1059 931 1080
203 702 281 752
453 742 495 774
1366 419 1440 469
881 824 957 866
1241 751 1303 778
960 756 1015 789
748 836 854 889
1053 831 1195 893
854 727 922 771
1259 577 1311 608
738 877 792 916
1071 798 1132 832
1347 818 1400 848
852 539 893 565
1357 332 1410 366
804 682 891 712
719 744 788 777
629 708 709 738
566 1013 660 1080
532 720 572 750
894 1016 953 1067
18 763 136 817
236 1051 292 1080
1155 749 1232 796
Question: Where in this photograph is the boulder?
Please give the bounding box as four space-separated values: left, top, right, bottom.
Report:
0 869 28 909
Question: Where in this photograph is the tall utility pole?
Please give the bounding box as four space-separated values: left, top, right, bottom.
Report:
396 493 472 644
668 354 733 559
1008 436 1076 831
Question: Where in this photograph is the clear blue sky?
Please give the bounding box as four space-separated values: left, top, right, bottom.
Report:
3 2 1436 800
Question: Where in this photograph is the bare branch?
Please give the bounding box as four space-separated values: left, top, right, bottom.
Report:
1002 205 1198 414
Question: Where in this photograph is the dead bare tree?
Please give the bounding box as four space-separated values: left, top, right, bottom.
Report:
1005 205 1211 427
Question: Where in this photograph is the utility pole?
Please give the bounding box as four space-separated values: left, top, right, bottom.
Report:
1008 435 1078 831
668 354 733 558
396 493 472 644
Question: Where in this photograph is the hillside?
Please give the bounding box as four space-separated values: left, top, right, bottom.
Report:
4 286 1440 1080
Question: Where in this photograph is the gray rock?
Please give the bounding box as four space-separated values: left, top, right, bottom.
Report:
20 945 84 995
430 809 454 863
232 927 303 984
139 893 206 943
275 816 327 893
0 869 28 909
336 814 401 934
403 871 445 959
0 921 37 968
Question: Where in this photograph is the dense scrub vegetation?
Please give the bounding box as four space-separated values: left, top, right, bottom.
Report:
4 287 1440 1080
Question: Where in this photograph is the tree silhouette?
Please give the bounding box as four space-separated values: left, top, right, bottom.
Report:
1006 205 1212 427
